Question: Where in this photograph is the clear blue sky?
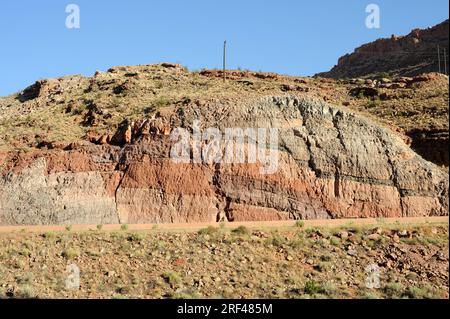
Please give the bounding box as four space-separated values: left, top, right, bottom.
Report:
0 0 448 96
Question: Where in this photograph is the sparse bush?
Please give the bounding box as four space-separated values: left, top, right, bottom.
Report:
110 231 125 240
321 282 337 296
42 231 55 239
127 232 145 242
305 227 321 235
121 224 129 231
304 280 323 295
363 292 381 299
329 236 340 246
231 225 250 236
115 286 131 295
197 226 219 236
152 96 171 109
15 272 34 284
65 225 72 232
162 271 181 287
168 290 202 299
365 99 380 109
288 238 304 249
96 224 103 231
404 286 426 299
18 247 31 257
313 262 329 272
266 233 286 247
383 282 404 297
294 220 305 228
16 284 35 298
62 247 79 260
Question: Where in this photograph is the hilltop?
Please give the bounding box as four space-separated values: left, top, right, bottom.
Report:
1 63 448 166
317 20 449 79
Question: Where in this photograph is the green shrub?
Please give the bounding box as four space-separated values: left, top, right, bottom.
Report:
16 284 35 298
266 234 285 247
404 286 426 299
383 282 404 297
152 96 171 109
62 248 79 260
304 280 323 294
162 271 181 286
42 231 55 239
127 232 145 242
329 236 340 246
231 226 250 236
15 272 34 284
294 220 305 228
197 226 219 236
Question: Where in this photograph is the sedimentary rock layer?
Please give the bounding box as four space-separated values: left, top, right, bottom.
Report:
0 97 447 224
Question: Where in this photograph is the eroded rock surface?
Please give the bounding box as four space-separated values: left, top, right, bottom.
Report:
317 20 449 78
0 96 448 224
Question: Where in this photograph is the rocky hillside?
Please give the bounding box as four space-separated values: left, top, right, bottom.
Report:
317 20 449 78
0 64 448 225
1 222 448 298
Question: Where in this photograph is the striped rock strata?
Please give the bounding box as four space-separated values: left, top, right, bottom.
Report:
0 96 447 224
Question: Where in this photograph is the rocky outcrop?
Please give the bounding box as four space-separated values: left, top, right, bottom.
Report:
0 96 447 225
317 20 449 78
343 73 450 167
16 79 61 103
408 128 449 168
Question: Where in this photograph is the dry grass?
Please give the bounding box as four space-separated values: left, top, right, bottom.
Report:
0 64 447 153
0 222 447 299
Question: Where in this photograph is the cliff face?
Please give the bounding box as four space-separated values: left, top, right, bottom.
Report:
0 63 448 225
317 20 449 78
0 96 447 225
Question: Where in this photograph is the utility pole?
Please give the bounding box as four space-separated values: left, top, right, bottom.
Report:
437 45 441 73
443 48 447 75
223 40 227 82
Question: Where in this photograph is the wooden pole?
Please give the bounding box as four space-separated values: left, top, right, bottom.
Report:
443 48 447 75
437 45 441 73
223 40 227 82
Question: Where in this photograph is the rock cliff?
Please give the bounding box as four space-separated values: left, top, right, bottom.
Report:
1 96 447 225
317 20 449 78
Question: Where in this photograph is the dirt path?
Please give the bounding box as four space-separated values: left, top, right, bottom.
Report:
0 216 447 234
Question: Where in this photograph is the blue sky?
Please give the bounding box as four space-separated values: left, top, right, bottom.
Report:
0 0 448 96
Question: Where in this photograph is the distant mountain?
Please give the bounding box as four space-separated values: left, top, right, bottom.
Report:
317 20 449 78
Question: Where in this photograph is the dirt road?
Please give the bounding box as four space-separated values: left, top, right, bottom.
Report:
0 216 447 234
